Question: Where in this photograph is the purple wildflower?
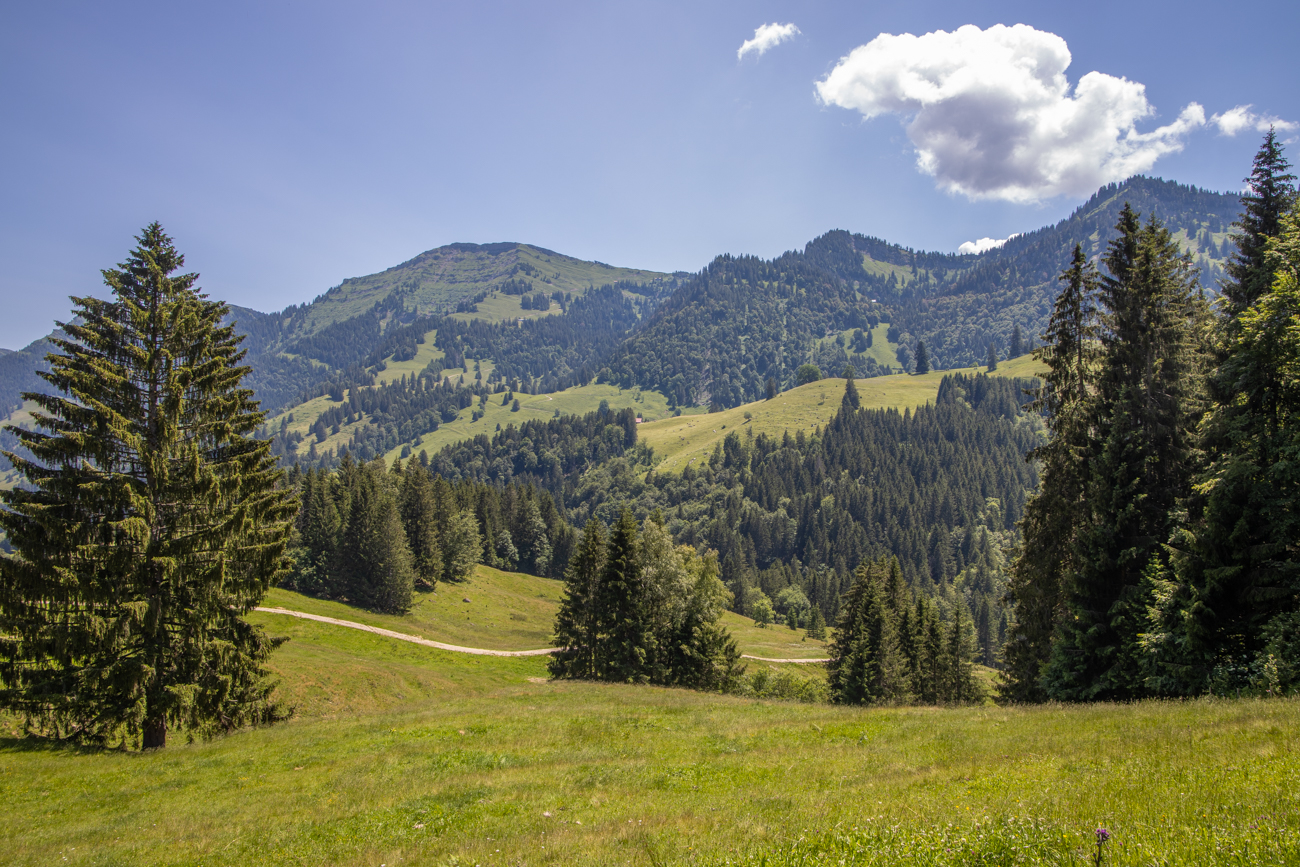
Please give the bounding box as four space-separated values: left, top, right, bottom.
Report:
1095 828 1111 844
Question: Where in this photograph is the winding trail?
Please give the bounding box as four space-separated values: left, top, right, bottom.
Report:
255 607 829 664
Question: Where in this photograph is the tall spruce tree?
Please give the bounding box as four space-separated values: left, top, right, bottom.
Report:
550 518 608 679
1163 135 1299 692
1045 211 1210 700
399 461 442 589
0 224 295 748
915 341 931 374
595 508 651 682
1002 244 1100 701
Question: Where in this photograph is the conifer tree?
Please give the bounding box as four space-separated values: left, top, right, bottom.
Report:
1164 134 1299 691
827 557 909 704
595 508 651 682
986 343 998 371
400 461 442 589
550 518 607 679
1009 324 1024 358
1002 244 1100 701
915 341 931 374
1045 211 1210 700
841 370 860 410
805 604 827 640
0 224 295 748
334 460 414 613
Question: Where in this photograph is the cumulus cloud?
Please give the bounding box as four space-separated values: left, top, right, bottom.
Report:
1210 104 1297 137
959 234 1019 255
738 23 800 60
815 23 1206 202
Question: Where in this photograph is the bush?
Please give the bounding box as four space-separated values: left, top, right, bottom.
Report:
729 667 828 703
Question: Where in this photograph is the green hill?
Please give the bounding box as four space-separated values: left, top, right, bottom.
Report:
639 354 1045 474
287 241 669 338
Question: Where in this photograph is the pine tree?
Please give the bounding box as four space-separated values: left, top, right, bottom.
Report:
914 341 931 374
550 518 607 679
1001 244 1100 701
1009 324 1024 358
1164 135 1299 692
0 224 295 748
827 558 909 704
805 605 827 640
986 343 998 371
400 461 442 589
334 460 414 613
841 371 860 410
441 509 482 582
595 509 651 682
1045 211 1210 700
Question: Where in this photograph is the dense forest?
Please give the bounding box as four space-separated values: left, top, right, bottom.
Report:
1003 133 1300 701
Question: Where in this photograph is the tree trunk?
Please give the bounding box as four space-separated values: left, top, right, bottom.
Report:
142 717 166 750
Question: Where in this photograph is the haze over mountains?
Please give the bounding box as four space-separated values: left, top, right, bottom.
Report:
0 175 1241 433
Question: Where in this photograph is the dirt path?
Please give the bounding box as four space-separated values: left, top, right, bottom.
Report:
255 606 830 664
254 607 556 657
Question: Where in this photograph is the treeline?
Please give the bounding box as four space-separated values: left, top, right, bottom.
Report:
286 454 576 612
1003 133 1300 701
550 511 742 690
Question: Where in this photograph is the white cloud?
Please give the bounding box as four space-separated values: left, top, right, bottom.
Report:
738 23 800 60
959 234 1019 255
1210 104 1298 137
814 23 1206 202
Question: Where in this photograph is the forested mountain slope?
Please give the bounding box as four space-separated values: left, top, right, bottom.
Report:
598 176 1240 406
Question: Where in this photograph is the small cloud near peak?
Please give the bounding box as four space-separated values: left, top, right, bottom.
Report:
1210 105 1297 137
959 234 1020 255
738 23 800 60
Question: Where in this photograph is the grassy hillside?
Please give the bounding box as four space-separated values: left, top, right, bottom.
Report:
297 242 667 336
640 355 1046 474
259 564 829 662
3 634 1294 865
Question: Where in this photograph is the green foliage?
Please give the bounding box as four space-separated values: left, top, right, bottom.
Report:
1162 140 1300 694
0 224 295 749
828 556 978 705
914 340 931 374
1001 244 1101 702
796 364 822 385
1043 207 1211 701
550 510 742 690
805 603 827 640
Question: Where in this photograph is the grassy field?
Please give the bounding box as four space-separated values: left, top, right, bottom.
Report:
639 354 1046 474
2 616 1295 866
259 565 828 664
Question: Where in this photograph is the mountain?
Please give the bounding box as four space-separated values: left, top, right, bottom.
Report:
276 241 670 339
0 175 1245 442
598 176 1240 406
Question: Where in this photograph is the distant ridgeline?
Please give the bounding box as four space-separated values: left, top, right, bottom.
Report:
0 176 1241 429
594 176 1239 408
424 373 1041 667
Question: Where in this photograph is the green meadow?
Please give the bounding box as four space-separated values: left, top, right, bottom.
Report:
2 560 1296 866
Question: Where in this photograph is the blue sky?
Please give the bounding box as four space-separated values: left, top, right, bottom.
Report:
2 0 1296 349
